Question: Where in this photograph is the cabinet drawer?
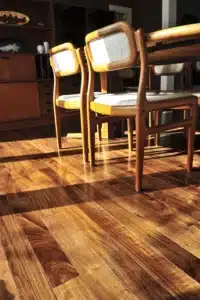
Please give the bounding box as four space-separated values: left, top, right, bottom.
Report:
0 83 40 122
38 83 53 114
0 54 36 81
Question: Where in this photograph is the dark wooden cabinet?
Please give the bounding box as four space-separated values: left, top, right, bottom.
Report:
0 53 42 123
0 0 118 135
0 83 40 121
38 81 53 115
0 54 36 82
0 0 55 130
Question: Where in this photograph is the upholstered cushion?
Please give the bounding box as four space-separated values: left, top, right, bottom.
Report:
94 92 192 106
89 32 130 65
154 63 184 75
52 50 77 75
190 89 200 104
56 94 80 109
90 91 193 115
56 92 102 110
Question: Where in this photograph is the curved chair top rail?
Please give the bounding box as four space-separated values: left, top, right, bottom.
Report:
49 42 80 77
85 22 138 72
147 23 200 46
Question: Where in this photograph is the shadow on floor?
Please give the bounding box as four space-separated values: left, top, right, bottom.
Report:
0 141 187 164
1 167 200 217
0 142 130 164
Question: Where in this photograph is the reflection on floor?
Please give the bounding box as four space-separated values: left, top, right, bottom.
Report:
1 129 200 299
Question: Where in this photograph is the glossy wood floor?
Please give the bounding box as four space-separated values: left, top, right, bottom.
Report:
1 129 200 299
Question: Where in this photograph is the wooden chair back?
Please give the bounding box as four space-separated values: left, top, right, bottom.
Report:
85 22 148 106
85 22 138 72
49 43 88 114
149 63 186 90
153 63 185 76
49 43 80 77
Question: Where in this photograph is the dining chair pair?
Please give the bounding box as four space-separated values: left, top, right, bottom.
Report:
49 41 133 164
148 62 191 146
50 21 197 192
148 61 200 146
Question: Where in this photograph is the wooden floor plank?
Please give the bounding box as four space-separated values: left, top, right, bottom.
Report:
64 182 200 284
44 206 174 300
54 277 96 300
43 213 137 300
17 212 79 288
55 154 200 259
0 220 20 300
1 215 57 300
73 202 200 298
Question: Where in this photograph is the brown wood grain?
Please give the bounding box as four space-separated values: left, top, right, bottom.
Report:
0 219 20 300
1 215 57 300
54 277 96 300
17 213 79 288
147 23 200 44
1 131 200 299
43 207 173 300
43 212 137 300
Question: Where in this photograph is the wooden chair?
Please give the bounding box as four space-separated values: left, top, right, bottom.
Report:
49 42 103 163
148 62 188 145
149 62 187 90
85 21 197 192
152 62 200 145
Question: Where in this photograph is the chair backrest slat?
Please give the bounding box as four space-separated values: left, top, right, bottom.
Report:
153 63 184 76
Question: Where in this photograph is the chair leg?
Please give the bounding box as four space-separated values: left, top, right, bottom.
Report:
135 111 146 192
88 110 96 166
148 111 153 147
187 105 196 172
127 118 133 152
80 107 89 163
97 121 102 142
54 105 62 150
184 109 189 139
155 110 161 146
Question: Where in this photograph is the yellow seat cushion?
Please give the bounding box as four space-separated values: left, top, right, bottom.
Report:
190 89 200 104
56 94 81 110
90 92 194 116
56 92 102 110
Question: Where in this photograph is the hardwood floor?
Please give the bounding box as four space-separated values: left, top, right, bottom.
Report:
1 129 200 299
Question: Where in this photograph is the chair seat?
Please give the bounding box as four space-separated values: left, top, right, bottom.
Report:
191 90 200 105
91 92 194 116
176 88 200 105
56 92 102 109
56 94 81 109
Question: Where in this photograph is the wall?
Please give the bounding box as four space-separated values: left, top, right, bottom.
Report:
54 0 134 10
55 0 162 32
177 0 200 24
133 0 162 31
